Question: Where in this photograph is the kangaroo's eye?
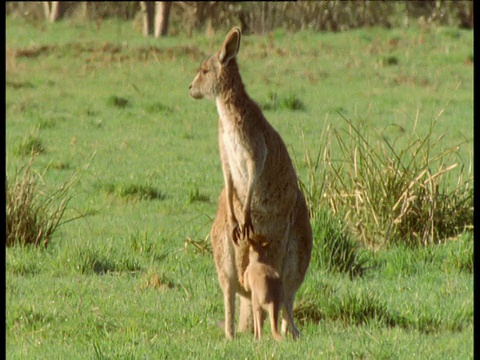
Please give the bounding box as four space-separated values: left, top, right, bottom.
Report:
201 69 209 75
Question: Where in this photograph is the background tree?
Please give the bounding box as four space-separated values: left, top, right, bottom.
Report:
42 1 60 22
140 2 171 37
155 2 171 37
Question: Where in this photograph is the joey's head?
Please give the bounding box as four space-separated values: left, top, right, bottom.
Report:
247 234 269 262
189 27 242 100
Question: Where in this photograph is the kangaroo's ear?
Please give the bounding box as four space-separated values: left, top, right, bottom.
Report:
218 27 241 66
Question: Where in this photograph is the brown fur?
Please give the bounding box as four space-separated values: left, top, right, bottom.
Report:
190 27 313 339
242 238 298 341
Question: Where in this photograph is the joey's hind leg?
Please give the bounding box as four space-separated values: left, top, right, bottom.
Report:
252 300 263 340
269 303 283 341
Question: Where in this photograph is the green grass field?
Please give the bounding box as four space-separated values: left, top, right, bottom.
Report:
6 17 473 359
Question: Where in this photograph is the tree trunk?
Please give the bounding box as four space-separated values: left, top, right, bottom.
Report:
81 2 88 21
154 2 171 38
140 1 155 36
43 1 60 23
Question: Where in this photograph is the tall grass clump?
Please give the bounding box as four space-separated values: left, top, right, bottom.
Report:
295 283 401 328
262 92 306 111
14 134 45 157
301 114 473 248
6 155 77 248
312 209 367 277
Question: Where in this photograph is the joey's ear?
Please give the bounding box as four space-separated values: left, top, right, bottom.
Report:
218 27 241 66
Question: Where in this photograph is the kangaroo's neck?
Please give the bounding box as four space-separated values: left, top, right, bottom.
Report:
215 61 253 124
216 96 247 126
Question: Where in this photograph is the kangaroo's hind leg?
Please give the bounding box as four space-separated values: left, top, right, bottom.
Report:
238 295 254 334
281 296 300 339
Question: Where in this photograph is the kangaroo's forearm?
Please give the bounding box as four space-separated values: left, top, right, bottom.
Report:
226 175 235 221
243 144 266 216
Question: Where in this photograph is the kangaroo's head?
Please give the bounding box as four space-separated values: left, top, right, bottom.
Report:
189 27 242 100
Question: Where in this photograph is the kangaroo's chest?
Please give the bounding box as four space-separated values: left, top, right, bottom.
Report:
221 123 251 186
217 100 254 186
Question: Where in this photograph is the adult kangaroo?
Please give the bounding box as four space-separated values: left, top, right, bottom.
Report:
189 27 312 340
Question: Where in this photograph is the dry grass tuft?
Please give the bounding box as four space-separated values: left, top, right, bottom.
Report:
298 113 473 248
6 155 77 247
